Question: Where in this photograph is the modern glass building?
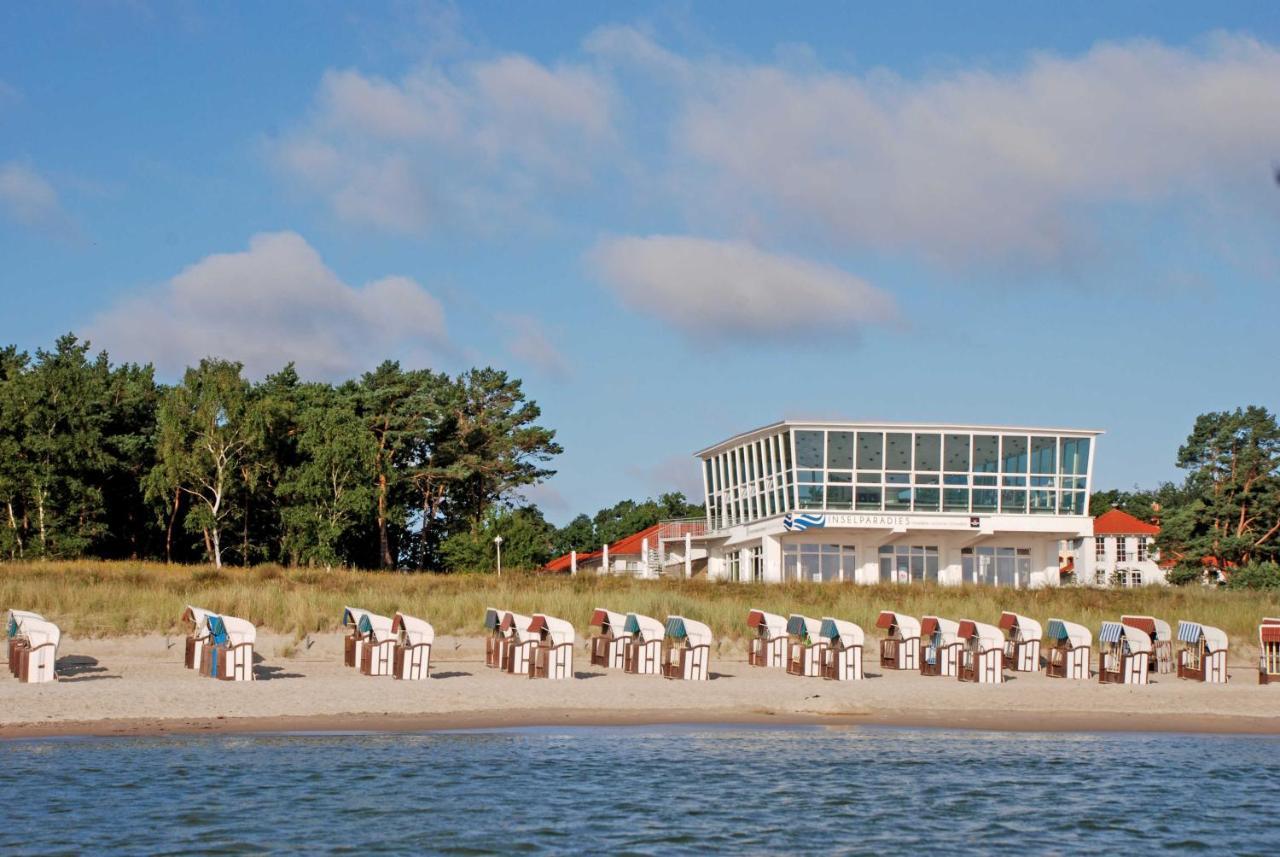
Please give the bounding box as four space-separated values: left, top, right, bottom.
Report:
695 421 1099 587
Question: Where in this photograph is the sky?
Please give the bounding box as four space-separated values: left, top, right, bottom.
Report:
1 1 1278 525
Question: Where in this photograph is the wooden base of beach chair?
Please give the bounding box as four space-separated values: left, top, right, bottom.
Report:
589 635 626 670
958 649 1003 684
8 638 24 676
393 642 431 680
530 643 574 679
1045 647 1090 679
14 642 56 683
821 645 863 681
786 641 822 677
344 636 358 668
1099 652 1147 685
359 640 395 676
184 636 200 669
201 643 254 681
921 643 961 677
1005 640 1041 672
505 640 535 676
748 637 786 668
485 636 503 668
662 645 709 680
624 639 661 675
879 637 920 671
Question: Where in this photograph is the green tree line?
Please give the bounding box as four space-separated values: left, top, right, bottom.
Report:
0 334 561 570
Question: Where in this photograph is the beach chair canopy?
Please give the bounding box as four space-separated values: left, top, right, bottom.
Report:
590 608 628 636
876 611 921 640
665 616 712 647
529 614 575 645
819 617 865 647
957 620 1003 649
1176 621 1228 652
1100 621 1152 654
342 606 372 631
786 614 821 640
206 614 256 646
484 607 504 632
501 612 536 641
17 616 60 649
6 609 43 639
921 616 960 643
1261 619 1280 645
182 606 215 637
391 612 435 646
357 612 394 641
1046 619 1091 649
998 612 1042 641
624 612 665 642
747 609 787 638
1122 615 1171 641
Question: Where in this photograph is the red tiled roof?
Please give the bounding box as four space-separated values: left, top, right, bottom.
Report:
543 524 662 573
1093 509 1160 536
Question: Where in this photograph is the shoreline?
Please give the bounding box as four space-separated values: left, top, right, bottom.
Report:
5 706 1280 740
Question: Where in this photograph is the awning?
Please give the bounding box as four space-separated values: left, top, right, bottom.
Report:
998 612 1042 641
1046 619 1091 648
957 620 1002 648
357 612 394 641
747 609 787 638
624 613 665 641
529 614 575 645
819 617 864 647
876 611 920 639
1122 615 1171 641
665 615 712 647
342 606 371 630
786 614 821 640
392 612 435 646
590 608 628 635
484 607 503 631
921 616 959 642
7 609 44 639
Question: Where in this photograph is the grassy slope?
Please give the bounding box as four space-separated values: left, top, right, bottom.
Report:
2 561 1276 655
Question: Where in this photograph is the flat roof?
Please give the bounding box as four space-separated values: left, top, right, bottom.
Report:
694 420 1104 458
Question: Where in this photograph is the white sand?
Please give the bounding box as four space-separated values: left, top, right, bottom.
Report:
2 633 1278 735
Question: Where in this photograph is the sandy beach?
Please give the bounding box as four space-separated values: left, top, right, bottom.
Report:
3 633 1278 739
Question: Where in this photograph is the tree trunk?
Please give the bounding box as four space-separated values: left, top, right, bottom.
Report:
165 488 181 564
36 486 46 553
211 526 223 569
203 527 213 561
5 501 22 558
378 473 392 568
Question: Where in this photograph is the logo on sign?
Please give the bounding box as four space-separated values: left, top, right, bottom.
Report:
783 513 827 532
970 516 981 528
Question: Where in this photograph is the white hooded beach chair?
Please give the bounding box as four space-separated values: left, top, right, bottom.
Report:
484 607 507 668
1098 621 1151 685
875 611 921 671
1121 615 1173 674
391 612 434 680
818 618 864 681
588 608 631 670
6 610 44 679
201 614 255 681
1044 619 1092 680
1260 618 1280 685
181 606 215 670
920 616 963 677
529 614 575 680
9 613 59 683
1175 621 1228 684
999 612 1043 672
623 613 664 675
786 614 823 677
746 609 788 668
342 606 374 668
357 612 396 677
662 616 712 681
501 612 537 675
957 620 1004 684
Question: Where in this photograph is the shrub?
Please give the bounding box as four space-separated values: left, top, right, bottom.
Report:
1165 564 1205 587
1225 562 1280 590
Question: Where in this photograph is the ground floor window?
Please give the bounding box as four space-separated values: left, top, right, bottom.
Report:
1115 568 1144 588
961 546 1031 587
727 551 741 582
782 544 857 582
749 546 764 582
878 545 939 584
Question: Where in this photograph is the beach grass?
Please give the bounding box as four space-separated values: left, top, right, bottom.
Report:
2 560 1277 654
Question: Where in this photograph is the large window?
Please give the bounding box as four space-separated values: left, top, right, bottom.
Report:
726 551 741 582
1116 538 1128 562
878 545 939 584
749 546 764 582
783 544 857 582
1095 537 1106 561
961 547 1032 587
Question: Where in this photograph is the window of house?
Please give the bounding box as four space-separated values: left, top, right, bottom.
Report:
726 551 741 582
1137 538 1148 563
749 546 764 582
1116 538 1128 562
1095 537 1106 561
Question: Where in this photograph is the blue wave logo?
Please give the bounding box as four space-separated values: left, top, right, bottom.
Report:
783 513 827 531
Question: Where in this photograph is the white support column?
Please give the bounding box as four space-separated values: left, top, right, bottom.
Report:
762 533 783 583
684 533 692 578
602 543 610 575
570 550 577 576
642 537 650 579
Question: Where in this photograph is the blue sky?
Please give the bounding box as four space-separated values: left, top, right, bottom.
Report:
1 2 1278 524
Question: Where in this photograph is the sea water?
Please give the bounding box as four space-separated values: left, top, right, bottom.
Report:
2 726 1276 854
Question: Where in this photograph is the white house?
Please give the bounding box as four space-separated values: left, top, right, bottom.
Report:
1077 509 1164 587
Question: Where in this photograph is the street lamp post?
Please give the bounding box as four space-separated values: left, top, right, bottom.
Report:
494 535 503 577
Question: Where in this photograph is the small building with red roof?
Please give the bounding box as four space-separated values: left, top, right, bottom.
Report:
544 520 708 577
1080 508 1164 587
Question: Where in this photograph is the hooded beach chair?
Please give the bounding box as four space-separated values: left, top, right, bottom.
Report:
501 612 537 675
786 614 823 677
201 614 255 681
920 616 963 677
181 606 215 670
1098 621 1151 685
957 620 1004 684
746 609 788 668
1261 619 1280 685
6 610 44 679
357 612 396 677
818 618 864 681
661 616 712 680
391 612 434 680
875 611 921 671
529 614 575 680
999 612 1043 672
1044 619 1092 680
484 607 507 668
1175 621 1229 684
588 608 631 670
342 606 374 668
1121 615 1173 674
623 613 665 675
8 613 59 683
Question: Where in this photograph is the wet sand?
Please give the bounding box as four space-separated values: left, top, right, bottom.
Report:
3 633 1278 739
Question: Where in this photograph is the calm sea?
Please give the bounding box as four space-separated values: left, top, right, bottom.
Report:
2 726 1276 855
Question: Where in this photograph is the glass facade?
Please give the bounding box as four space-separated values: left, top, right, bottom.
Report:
961 546 1032 587
702 425 1093 529
878 545 940 583
782 544 857 582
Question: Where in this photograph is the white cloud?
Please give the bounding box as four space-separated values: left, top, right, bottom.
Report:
659 32 1280 270
502 314 572 379
590 235 898 340
271 52 614 233
86 231 449 378
0 161 75 236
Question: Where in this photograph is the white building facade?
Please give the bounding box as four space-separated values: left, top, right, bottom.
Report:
696 422 1099 588
1074 509 1164 587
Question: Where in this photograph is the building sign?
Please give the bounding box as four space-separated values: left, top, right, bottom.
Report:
783 513 827 531
791 513 986 531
